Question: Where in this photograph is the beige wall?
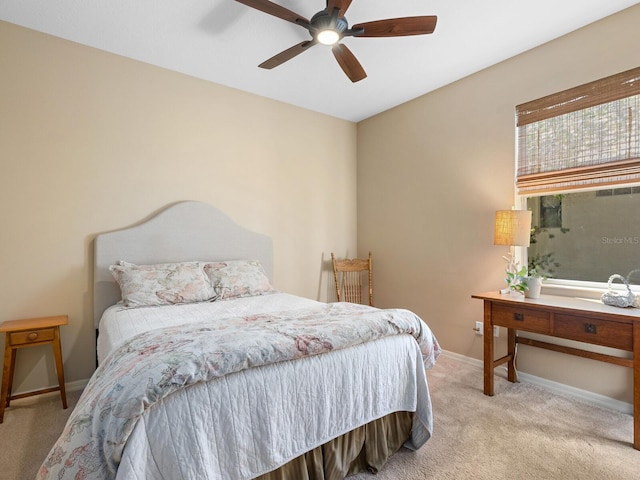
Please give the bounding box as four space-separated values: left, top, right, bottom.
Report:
0 21 357 393
357 5 640 403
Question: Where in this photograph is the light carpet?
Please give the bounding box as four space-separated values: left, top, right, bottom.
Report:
1 354 639 479
352 354 638 480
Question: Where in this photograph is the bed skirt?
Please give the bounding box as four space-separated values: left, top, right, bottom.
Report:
255 411 413 480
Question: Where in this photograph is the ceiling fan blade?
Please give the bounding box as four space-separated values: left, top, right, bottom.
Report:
259 41 316 69
352 16 437 37
332 44 366 83
235 0 309 26
326 0 353 17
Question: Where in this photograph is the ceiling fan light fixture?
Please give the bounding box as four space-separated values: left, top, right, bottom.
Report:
311 10 348 45
317 29 340 45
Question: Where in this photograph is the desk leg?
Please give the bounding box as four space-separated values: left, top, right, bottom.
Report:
507 328 517 383
633 322 640 450
1 343 15 423
483 301 494 396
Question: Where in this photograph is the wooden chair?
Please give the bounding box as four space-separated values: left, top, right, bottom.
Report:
331 252 373 306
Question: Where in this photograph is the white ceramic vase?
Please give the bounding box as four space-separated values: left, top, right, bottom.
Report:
523 276 543 298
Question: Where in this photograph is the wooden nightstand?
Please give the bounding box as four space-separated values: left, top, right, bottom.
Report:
0 315 68 423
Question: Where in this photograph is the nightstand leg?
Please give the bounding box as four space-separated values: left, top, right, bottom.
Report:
7 346 16 407
52 327 67 409
1 343 15 423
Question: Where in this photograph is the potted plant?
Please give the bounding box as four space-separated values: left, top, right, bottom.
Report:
505 266 528 296
522 267 544 298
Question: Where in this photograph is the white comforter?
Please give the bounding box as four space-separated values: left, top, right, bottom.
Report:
41 294 440 480
97 293 321 363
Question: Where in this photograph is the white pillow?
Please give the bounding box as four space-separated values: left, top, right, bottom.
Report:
109 261 216 307
203 260 275 300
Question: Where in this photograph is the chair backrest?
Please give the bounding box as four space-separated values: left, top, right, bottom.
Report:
331 252 373 306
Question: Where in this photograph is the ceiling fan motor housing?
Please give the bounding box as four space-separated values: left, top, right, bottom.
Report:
310 10 348 38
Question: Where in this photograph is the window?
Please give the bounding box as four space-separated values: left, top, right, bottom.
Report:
516 67 640 284
526 190 640 283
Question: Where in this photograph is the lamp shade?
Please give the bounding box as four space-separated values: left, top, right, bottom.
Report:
494 210 532 247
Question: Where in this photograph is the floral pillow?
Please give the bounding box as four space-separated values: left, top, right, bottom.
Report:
203 260 275 300
109 261 216 307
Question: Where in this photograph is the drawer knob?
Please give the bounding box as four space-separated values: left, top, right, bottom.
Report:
27 332 39 341
584 323 597 334
514 313 525 321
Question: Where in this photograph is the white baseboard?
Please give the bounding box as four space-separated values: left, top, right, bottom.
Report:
65 378 90 392
440 350 633 415
12 378 90 399
441 349 484 368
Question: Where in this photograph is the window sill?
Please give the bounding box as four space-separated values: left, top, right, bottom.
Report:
541 280 640 301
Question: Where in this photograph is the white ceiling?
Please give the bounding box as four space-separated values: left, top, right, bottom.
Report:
1 0 638 122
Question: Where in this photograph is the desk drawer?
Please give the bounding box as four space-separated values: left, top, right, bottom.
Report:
492 304 550 333
553 314 633 351
9 328 55 346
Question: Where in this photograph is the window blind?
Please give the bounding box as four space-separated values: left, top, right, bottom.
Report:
516 67 640 195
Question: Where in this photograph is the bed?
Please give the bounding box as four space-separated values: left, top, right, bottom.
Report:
37 201 440 480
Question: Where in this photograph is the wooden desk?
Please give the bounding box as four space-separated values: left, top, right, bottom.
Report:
0 315 68 423
472 291 640 450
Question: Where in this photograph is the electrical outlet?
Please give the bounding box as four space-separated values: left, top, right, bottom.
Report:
474 322 499 337
475 321 483 335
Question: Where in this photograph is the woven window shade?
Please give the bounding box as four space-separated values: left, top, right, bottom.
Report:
516 67 640 194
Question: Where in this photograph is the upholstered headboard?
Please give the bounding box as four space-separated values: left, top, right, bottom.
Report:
93 201 273 328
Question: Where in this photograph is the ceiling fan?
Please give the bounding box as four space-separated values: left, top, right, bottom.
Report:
235 0 437 82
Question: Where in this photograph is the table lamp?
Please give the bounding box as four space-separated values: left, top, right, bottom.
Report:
494 210 532 293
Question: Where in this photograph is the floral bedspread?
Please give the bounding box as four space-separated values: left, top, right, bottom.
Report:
37 302 440 480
